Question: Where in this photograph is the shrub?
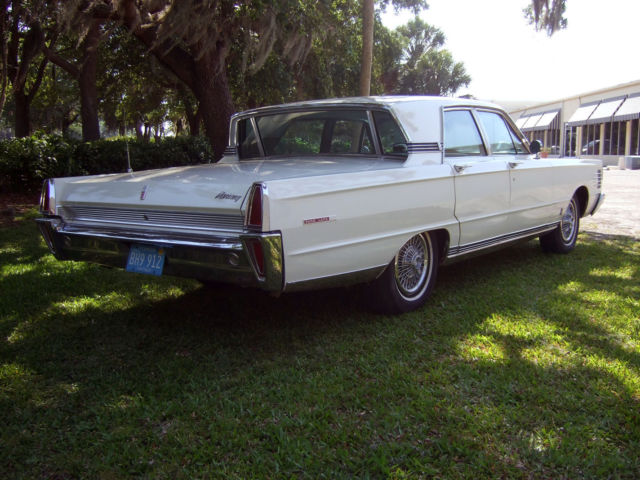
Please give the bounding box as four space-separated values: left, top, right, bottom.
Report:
0 135 214 193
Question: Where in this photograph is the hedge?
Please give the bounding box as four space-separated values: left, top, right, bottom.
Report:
0 135 214 193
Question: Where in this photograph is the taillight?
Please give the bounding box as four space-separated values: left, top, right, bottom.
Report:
40 179 55 215
246 238 265 277
246 183 263 231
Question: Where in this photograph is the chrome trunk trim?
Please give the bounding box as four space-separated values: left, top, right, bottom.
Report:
57 205 244 233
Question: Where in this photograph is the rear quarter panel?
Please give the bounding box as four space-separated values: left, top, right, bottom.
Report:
265 164 457 287
546 158 603 215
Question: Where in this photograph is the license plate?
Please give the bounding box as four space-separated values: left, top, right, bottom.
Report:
126 244 166 276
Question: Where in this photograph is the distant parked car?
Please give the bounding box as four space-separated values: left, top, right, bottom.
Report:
37 96 605 313
581 139 610 155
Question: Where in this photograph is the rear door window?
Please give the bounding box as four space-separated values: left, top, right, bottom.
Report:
444 110 487 157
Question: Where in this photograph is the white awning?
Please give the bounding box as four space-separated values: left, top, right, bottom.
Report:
587 98 624 124
567 103 598 126
614 95 640 121
520 113 543 131
515 116 528 129
528 111 559 131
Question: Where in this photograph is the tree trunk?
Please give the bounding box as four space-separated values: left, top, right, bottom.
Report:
135 119 143 140
192 53 234 160
14 89 30 137
122 5 233 158
184 98 201 136
359 0 374 96
79 19 101 141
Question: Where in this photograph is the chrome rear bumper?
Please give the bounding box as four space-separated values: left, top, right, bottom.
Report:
36 217 284 292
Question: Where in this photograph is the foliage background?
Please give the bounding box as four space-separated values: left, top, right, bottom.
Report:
0 135 213 193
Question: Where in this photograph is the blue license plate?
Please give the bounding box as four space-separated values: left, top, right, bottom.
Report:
126 244 166 276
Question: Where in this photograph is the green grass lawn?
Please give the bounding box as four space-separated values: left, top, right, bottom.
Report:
1 209 639 479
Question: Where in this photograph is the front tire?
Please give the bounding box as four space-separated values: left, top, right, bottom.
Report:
370 232 439 314
539 196 580 253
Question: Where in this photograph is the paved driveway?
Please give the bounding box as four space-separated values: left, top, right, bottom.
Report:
580 168 640 239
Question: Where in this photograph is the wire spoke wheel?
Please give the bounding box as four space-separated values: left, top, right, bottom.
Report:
539 195 580 254
394 234 430 298
560 199 577 243
370 232 439 313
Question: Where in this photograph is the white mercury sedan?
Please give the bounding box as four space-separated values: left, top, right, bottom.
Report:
37 96 604 313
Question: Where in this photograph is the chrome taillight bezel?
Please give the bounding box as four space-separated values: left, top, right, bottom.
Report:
39 179 56 215
245 183 265 231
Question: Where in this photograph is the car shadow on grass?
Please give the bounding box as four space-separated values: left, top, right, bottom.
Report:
2 226 639 477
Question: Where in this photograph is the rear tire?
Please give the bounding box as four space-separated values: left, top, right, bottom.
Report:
539 196 580 253
370 232 439 314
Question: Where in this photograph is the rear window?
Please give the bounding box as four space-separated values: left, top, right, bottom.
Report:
236 108 407 160
256 110 374 157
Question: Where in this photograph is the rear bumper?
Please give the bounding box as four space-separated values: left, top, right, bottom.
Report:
36 217 284 292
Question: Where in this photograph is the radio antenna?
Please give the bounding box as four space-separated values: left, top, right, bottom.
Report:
124 107 133 173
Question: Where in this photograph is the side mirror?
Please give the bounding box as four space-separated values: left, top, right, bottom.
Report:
530 139 542 154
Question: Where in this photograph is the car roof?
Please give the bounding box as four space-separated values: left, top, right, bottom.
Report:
232 96 500 118
228 96 510 153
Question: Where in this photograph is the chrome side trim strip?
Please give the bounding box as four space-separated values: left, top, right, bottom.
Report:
284 264 386 292
447 222 558 259
406 142 441 153
223 146 238 156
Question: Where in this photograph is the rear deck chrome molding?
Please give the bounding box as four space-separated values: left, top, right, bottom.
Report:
58 205 245 233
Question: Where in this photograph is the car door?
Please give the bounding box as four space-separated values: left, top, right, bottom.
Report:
443 109 511 253
475 110 557 234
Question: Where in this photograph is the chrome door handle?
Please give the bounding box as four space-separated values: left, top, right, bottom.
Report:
454 163 472 173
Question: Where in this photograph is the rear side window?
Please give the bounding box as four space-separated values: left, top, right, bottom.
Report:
373 110 407 155
237 119 261 159
444 110 486 157
329 119 374 154
476 111 528 154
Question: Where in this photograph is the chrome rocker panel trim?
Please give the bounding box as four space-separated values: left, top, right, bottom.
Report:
36 217 284 292
445 222 559 262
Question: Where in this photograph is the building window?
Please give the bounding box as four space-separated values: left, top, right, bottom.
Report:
604 121 626 155
631 119 640 156
547 116 560 154
565 126 577 157
582 124 599 155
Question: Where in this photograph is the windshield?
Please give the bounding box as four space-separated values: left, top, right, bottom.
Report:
236 109 407 160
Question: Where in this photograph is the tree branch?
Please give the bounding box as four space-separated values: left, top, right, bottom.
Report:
42 44 80 78
26 55 49 103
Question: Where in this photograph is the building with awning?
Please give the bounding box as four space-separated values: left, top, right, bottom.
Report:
509 79 640 165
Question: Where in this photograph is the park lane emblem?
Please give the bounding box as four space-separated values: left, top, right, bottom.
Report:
140 185 149 200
